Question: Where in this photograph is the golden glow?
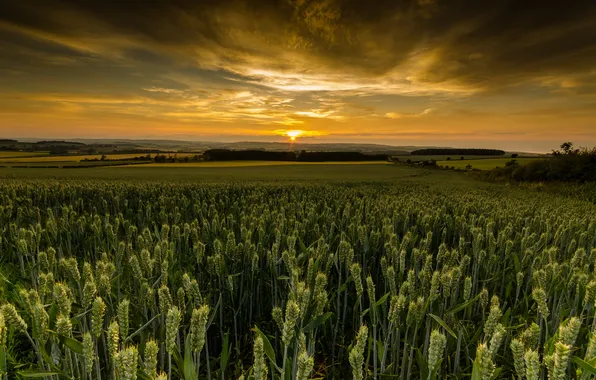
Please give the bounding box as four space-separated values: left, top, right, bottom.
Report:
286 130 303 141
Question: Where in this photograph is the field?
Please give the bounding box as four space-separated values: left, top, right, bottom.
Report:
437 157 542 170
395 155 517 162
0 152 200 164
0 151 50 158
0 164 452 182
0 166 595 380
128 161 393 168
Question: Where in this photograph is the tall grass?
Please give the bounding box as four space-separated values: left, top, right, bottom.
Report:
0 180 595 379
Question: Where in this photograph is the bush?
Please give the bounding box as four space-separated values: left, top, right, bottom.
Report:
484 143 596 183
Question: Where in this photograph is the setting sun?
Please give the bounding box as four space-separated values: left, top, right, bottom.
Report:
286 130 304 141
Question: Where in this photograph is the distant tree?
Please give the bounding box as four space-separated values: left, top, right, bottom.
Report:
100 155 106 161
561 142 573 154
411 148 505 156
511 153 518 158
461 157 464 160
505 159 518 167
465 164 472 170
446 157 451 161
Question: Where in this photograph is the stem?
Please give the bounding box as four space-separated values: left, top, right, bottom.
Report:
407 324 418 380
91 340 101 380
373 322 378 380
381 324 392 373
25 332 44 373
394 328 401 375
400 327 409 380
332 269 342 369
454 326 462 374
205 337 212 380
282 345 288 377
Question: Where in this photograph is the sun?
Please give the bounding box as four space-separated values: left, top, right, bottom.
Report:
286 130 304 142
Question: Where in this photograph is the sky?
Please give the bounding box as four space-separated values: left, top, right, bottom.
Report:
1 0 596 152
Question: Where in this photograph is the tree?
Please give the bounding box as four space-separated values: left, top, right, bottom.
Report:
553 142 579 156
511 154 518 158
561 142 573 154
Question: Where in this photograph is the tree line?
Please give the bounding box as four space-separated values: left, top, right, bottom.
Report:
410 148 505 156
202 149 389 162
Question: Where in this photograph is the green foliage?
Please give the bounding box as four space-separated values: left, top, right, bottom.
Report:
0 179 595 379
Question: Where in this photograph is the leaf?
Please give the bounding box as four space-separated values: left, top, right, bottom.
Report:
471 358 481 380
513 254 521 274
207 295 221 328
172 347 184 378
338 282 348 293
136 371 153 380
183 338 197 380
220 333 230 378
298 236 307 253
48 303 58 330
448 292 482 315
0 346 6 375
18 371 64 378
415 348 429 380
124 313 161 344
284 356 293 380
572 356 596 376
428 313 457 339
36 342 70 379
302 312 333 333
502 308 511 325
374 292 390 308
56 333 84 355
253 325 276 364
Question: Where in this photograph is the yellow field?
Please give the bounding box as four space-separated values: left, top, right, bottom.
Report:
437 157 542 170
0 151 50 158
123 161 392 168
0 153 199 163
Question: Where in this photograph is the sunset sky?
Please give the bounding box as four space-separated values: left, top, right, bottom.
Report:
1 0 596 152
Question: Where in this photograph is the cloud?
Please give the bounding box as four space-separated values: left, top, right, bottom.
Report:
4 0 595 96
1 0 596 149
385 108 433 119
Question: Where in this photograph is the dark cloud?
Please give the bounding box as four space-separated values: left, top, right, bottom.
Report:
1 0 596 151
1 0 594 93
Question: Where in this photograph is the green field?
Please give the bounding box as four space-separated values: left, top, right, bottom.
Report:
0 162 449 182
0 152 198 164
437 157 542 170
394 154 518 161
0 151 50 158
129 160 392 168
1 162 595 379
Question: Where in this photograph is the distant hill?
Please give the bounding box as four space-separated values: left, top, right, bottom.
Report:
2 138 542 157
11 138 449 155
